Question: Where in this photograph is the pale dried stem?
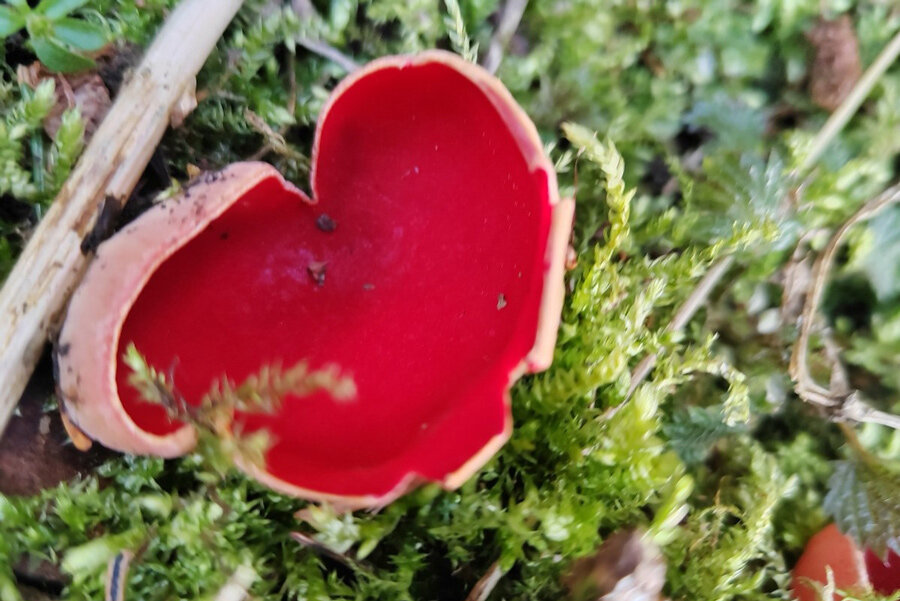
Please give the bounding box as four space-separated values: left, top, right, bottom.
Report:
626 29 900 404
285 0 357 72
625 255 734 400
297 38 359 73
482 0 528 75
789 183 900 430
289 531 372 572
464 561 503 601
0 0 244 437
799 27 900 173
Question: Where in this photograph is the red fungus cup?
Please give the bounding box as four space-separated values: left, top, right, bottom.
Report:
792 524 900 600
56 51 574 508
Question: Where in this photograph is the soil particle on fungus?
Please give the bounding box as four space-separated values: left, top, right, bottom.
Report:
497 293 507 310
316 213 337 232
307 260 327 286
201 171 223 185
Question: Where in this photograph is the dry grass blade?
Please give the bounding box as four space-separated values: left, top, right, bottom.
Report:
626 27 900 406
296 38 359 73
799 27 900 173
483 0 528 75
789 183 900 429
464 561 503 601
625 255 734 401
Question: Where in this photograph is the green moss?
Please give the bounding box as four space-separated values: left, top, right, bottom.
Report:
3 1 900 599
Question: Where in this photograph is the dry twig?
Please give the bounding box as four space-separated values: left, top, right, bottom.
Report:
289 531 373 572
789 183 900 430
464 561 503 601
245 108 309 165
626 256 734 399
0 0 244 438
482 0 528 75
625 28 900 405
296 38 359 73
799 27 900 173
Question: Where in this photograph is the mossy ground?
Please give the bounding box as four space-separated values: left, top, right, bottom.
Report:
2 1 900 600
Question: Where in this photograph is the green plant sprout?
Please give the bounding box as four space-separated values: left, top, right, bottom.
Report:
123 342 355 476
0 0 108 73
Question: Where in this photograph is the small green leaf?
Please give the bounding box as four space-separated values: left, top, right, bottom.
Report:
0 570 24 601
36 0 90 20
30 36 94 73
52 18 107 51
824 459 900 558
0 6 25 37
664 406 746 466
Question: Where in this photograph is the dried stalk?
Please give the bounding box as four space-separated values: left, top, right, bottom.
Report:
464 561 503 601
789 183 900 429
289 531 373 572
626 255 734 399
798 27 900 173
0 0 244 437
285 0 358 72
297 38 359 73
626 28 900 401
482 0 528 75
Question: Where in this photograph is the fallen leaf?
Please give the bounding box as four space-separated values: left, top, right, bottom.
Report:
807 15 862 112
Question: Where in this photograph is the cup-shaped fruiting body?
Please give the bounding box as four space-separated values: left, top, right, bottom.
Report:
57 50 574 508
792 524 900 601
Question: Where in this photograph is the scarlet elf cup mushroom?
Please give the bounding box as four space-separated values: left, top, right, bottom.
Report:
56 51 574 508
792 524 900 601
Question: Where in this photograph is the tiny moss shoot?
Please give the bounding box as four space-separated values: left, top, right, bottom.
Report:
123 342 355 475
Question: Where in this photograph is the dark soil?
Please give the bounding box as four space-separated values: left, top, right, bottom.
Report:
0 354 112 497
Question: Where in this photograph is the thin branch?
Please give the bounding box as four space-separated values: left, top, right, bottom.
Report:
296 38 359 73
798 27 900 173
789 182 900 429
104 551 134 601
289 532 373 572
625 28 900 403
482 0 528 75
0 0 244 438
464 561 503 601
625 255 734 400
